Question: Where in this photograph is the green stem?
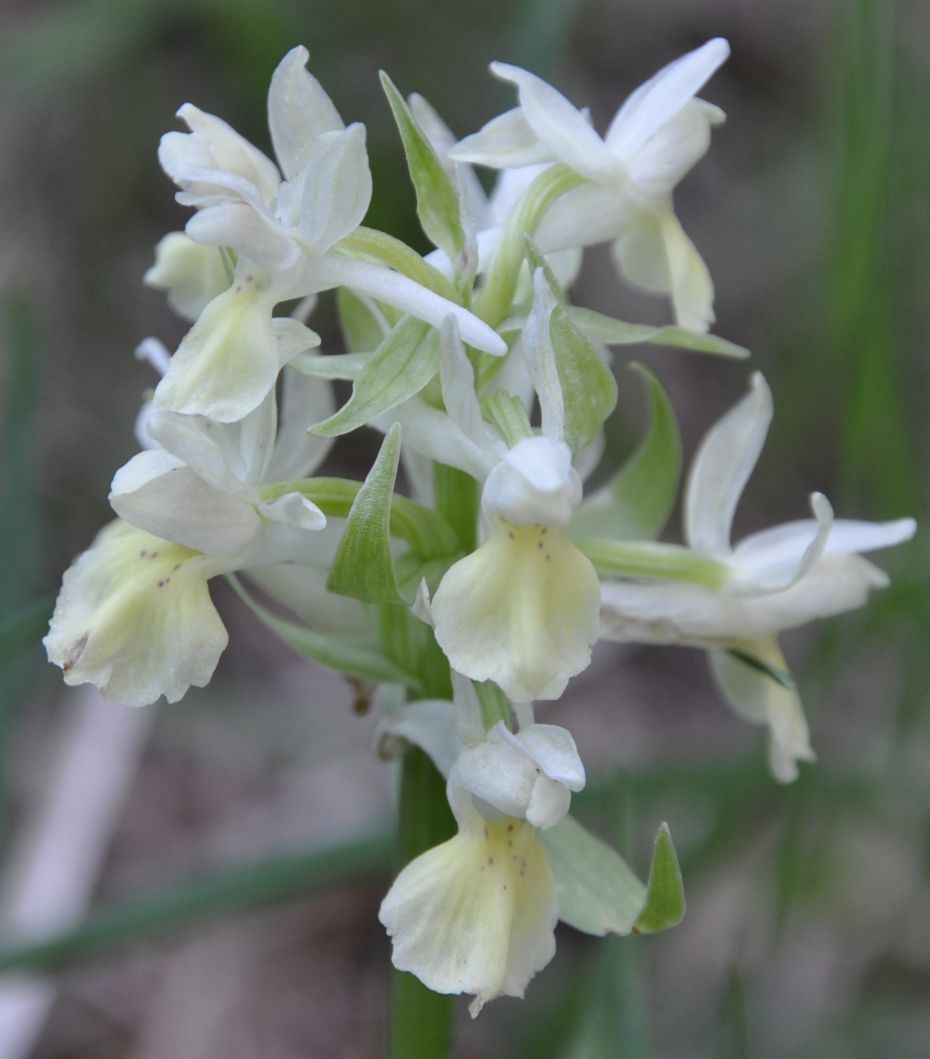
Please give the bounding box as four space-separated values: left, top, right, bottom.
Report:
391 748 456 1059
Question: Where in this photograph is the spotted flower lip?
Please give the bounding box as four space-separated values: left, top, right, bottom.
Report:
450 39 729 330
45 367 338 708
42 520 229 707
377 679 580 1016
379 810 558 1018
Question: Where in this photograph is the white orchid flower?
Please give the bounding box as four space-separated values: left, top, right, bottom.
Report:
380 798 557 1018
377 675 586 829
600 373 916 780
451 39 729 330
154 47 504 423
144 232 230 322
45 369 336 706
407 288 600 703
378 677 584 1015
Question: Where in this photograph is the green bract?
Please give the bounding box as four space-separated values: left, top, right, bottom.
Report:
327 425 404 604
571 363 681 541
380 72 467 264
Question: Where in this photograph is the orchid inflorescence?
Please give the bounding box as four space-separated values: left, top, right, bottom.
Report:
44 40 915 1016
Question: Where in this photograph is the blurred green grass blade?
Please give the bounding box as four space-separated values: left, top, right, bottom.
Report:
0 0 168 96
0 595 54 672
0 290 41 616
560 784 650 1059
823 0 917 512
0 833 390 976
0 289 43 847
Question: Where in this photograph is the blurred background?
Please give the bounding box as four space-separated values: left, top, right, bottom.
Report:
1 0 929 1055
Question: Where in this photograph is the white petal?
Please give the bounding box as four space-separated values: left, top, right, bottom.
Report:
490 63 617 182
511 723 585 791
109 450 260 558
449 669 488 746
411 577 434 626
257 491 326 531
524 777 572 830
451 108 556 169
708 640 815 783
264 364 336 482
44 521 227 706
379 817 557 1016
144 233 230 322
294 124 372 252
600 552 891 645
152 279 281 423
627 100 725 201
173 103 281 202
375 699 462 777
432 520 600 702
312 255 507 356
523 272 565 441
482 437 580 527
451 738 540 819
685 373 772 556
273 316 322 366
439 318 498 466
267 45 344 180
822 516 917 556
185 203 299 272
658 210 716 331
729 492 833 593
605 38 730 158
147 410 249 493
372 398 493 482
537 183 633 253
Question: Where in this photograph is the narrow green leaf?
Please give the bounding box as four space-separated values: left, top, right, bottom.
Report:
328 426 404 603
549 303 618 452
226 576 415 686
634 823 686 933
524 239 618 452
312 316 438 437
571 363 681 541
539 816 646 936
571 306 749 359
336 287 388 354
261 477 459 560
380 71 465 262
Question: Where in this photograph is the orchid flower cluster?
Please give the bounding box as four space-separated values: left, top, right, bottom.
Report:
44 40 915 1017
